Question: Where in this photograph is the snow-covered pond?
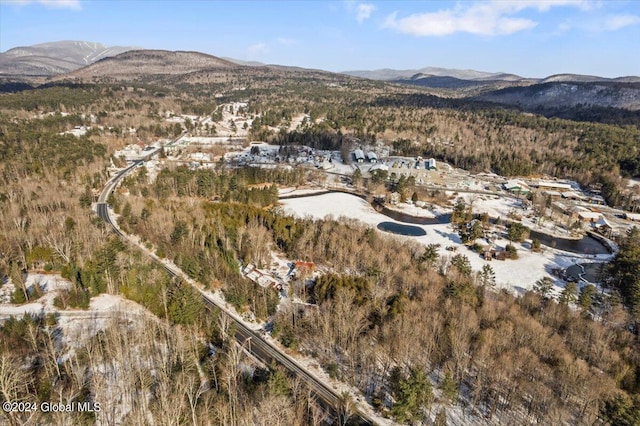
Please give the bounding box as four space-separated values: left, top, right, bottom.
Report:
279 192 612 294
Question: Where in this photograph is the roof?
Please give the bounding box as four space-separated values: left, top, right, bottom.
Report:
562 191 587 200
534 181 573 190
370 163 389 172
504 180 530 191
354 149 365 159
625 212 640 221
577 211 602 220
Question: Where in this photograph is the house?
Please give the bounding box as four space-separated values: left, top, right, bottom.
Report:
625 212 640 222
594 217 613 235
483 248 496 261
503 180 530 193
367 151 378 163
354 149 365 163
495 250 508 261
561 191 587 202
242 264 282 292
542 190 562 200
295 261 315 272
370 163 389 173
425 158 437 170
576 211 603 223
533 180 574 192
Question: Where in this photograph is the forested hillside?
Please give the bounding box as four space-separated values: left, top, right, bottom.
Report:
1 68 639 424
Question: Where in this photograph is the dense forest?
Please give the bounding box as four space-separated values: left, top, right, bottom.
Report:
1 74 639 425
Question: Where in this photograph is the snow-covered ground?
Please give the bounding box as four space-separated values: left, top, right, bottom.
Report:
0 273 150 347
180 136 243 145
278 187 331 197
289 113 310 131
279 192 612 294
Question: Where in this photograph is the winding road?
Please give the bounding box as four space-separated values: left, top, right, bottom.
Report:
95 147 374 425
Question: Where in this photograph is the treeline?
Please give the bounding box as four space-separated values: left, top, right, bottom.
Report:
142 165 303 204
0 114 106 181
0 83 100 111
264 217 640 424
121 170 640 423
0 308 319 425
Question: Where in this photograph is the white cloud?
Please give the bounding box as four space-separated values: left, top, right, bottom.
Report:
247 42 268 57
356 3 376 23
276 37 298 46
603 14 640 31
382 0 598 37
2 0 81 10
557 13 640 33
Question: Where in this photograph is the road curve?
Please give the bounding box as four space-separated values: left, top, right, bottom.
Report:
95 148 374 425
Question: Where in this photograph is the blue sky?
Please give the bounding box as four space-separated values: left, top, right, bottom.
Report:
1 0 638 77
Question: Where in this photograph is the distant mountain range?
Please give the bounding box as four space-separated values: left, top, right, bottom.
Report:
342 66 640 84
1 41 639 112
342 66 525 82
343 66 640 111
0 41 139 77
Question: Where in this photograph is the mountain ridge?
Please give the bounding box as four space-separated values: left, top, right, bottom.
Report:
0 40 139 77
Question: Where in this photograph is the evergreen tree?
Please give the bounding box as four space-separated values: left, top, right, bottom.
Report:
420 244 440 270
391 368 433 423
440 373 458 403
560 281 578 306
450 254 472 277
609 227 640 325
578 284 597 312
478 264 496 288
533 277 554 299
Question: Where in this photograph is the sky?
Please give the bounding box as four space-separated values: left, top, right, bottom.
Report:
0 0 639 78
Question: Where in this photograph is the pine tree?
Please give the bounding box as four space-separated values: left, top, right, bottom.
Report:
440 373 458 403
560 281 578 306
478 264 496 288
533 277 554 299
609 227 640 324
578 284 596 312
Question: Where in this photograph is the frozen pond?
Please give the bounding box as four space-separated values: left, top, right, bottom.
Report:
377 221 427 236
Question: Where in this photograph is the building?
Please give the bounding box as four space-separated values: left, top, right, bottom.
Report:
367 151 378 163
370 163 389 173
503 180 531 193
354 149 365 163
625 212 640 222
425 158 437 170
533 180 574 192
595 217 613 234
578 211 603 223
561 191 587 202
542 190 563 200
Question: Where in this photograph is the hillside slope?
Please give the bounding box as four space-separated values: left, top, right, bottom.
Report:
0 40 136 77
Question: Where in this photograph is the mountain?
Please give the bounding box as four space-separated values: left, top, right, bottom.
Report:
342 66 523 82
223 57 265 67
475 81 640 111
55 49 238 82
0 40 138 77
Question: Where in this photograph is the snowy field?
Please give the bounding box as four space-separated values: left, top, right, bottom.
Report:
0 273 150 346
280 192 612 294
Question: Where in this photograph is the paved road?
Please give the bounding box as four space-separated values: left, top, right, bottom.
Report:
95 148 373 425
